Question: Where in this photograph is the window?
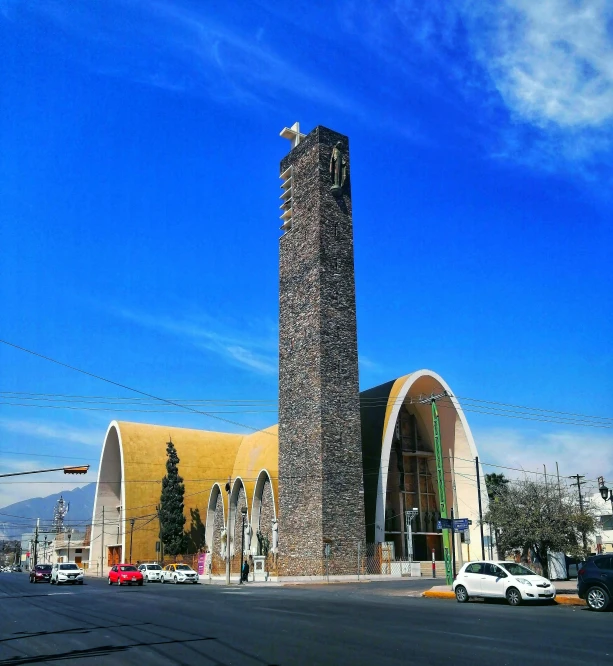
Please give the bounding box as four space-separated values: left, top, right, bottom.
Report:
176 564 191 570
600 515 613 530
594 556 613 571
119 565 138 572
147 565 162 570
500 562 535 576
483 563 504 577
59 564 79 571
465 563 483 574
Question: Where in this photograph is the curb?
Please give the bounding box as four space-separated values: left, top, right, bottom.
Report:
422 590 586 606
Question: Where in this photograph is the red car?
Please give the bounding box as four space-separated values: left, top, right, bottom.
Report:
108 563 144 586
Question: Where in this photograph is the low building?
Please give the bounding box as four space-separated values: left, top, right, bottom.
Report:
589 493 613 554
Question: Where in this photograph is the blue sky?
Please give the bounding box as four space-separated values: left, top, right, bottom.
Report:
0 0 612 508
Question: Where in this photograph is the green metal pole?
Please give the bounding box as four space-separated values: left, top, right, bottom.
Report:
432 399 453 585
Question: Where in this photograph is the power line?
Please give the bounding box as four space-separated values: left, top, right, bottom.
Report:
0 338 271 435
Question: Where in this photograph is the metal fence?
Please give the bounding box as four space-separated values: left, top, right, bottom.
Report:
159 542 451 580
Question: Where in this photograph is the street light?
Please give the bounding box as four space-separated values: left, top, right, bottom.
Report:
239 506 248 585
129 518 135 563
43 536 48 563
225 480 231 586
67 533 72 563
598 477 613 508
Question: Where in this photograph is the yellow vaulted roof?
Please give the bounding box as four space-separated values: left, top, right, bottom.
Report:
116 421 278 523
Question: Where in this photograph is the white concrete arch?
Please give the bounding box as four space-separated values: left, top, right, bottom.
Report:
250 469 276 538
90 421 126 575
374 370 487 553
205 483 225 550
229 477 248 557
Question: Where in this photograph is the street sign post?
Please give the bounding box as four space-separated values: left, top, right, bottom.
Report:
453 518 470 531
437 518 452 530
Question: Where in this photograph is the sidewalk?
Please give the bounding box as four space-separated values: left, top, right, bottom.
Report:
422 584 585 606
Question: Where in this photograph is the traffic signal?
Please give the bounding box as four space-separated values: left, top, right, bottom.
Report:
63 465 89 475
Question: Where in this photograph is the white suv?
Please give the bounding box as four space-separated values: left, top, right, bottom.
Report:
138 563 163 582
51 563 84 585
453 560 556 606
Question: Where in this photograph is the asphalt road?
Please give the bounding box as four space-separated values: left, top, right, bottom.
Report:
0 572 610 665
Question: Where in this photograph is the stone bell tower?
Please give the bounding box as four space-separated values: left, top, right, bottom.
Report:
277 123 365 575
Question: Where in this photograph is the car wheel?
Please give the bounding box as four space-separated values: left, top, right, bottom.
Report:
174 576 178 584
78 581 84 585
506 587 522 606
138 580 143 586
108 577 112 585
162 576 165 584
586 586 610 612
455 585 469 603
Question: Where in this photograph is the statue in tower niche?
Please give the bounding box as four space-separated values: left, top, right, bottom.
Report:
329 141 347 195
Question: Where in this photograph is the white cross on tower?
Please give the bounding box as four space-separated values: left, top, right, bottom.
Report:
280 122 306 149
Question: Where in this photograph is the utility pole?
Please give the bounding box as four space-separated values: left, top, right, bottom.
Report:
475 457 485 560
556 462 562 501
569 474 587 553
100 506 105 577
129 518 135 563
33 519 39 568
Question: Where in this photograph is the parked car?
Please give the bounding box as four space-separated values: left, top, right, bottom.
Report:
51 563 84 585
160 563 199 584
108 564 144 586
577 554 613 611
29 564 52 583
11 566 22 573
453 561 556 606
138 562 163 582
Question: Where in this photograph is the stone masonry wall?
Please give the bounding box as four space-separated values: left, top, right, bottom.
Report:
278 125 365 575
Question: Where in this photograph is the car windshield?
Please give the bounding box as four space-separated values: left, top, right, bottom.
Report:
120 565 138 572
36 565 52 571
176 564 192 571
499 563 537 576
59 564 79 571
147 565 162 570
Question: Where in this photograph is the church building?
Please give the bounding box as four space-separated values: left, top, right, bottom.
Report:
90 125 489 578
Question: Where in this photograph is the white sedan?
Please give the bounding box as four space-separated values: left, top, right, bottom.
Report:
138 563 163 582
50 563 84 586
453 561 556 606
160 563 199 584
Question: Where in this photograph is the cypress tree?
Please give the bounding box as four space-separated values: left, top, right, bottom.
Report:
159 439 186 556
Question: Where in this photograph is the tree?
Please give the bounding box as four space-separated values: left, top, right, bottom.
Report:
483 477 596 578
159 440 186 557
485 473 510 502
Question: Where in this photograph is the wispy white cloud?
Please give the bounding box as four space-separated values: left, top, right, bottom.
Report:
117 308 278 375
15 0 355 112
0 417 103 447
340 0 613 174
464 0 613 128
474 427 613 493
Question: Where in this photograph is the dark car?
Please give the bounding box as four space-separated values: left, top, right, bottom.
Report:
29 564 52 583
578 554 613 611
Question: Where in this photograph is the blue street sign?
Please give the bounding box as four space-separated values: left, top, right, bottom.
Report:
453 519 470 531
437 518 452 530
